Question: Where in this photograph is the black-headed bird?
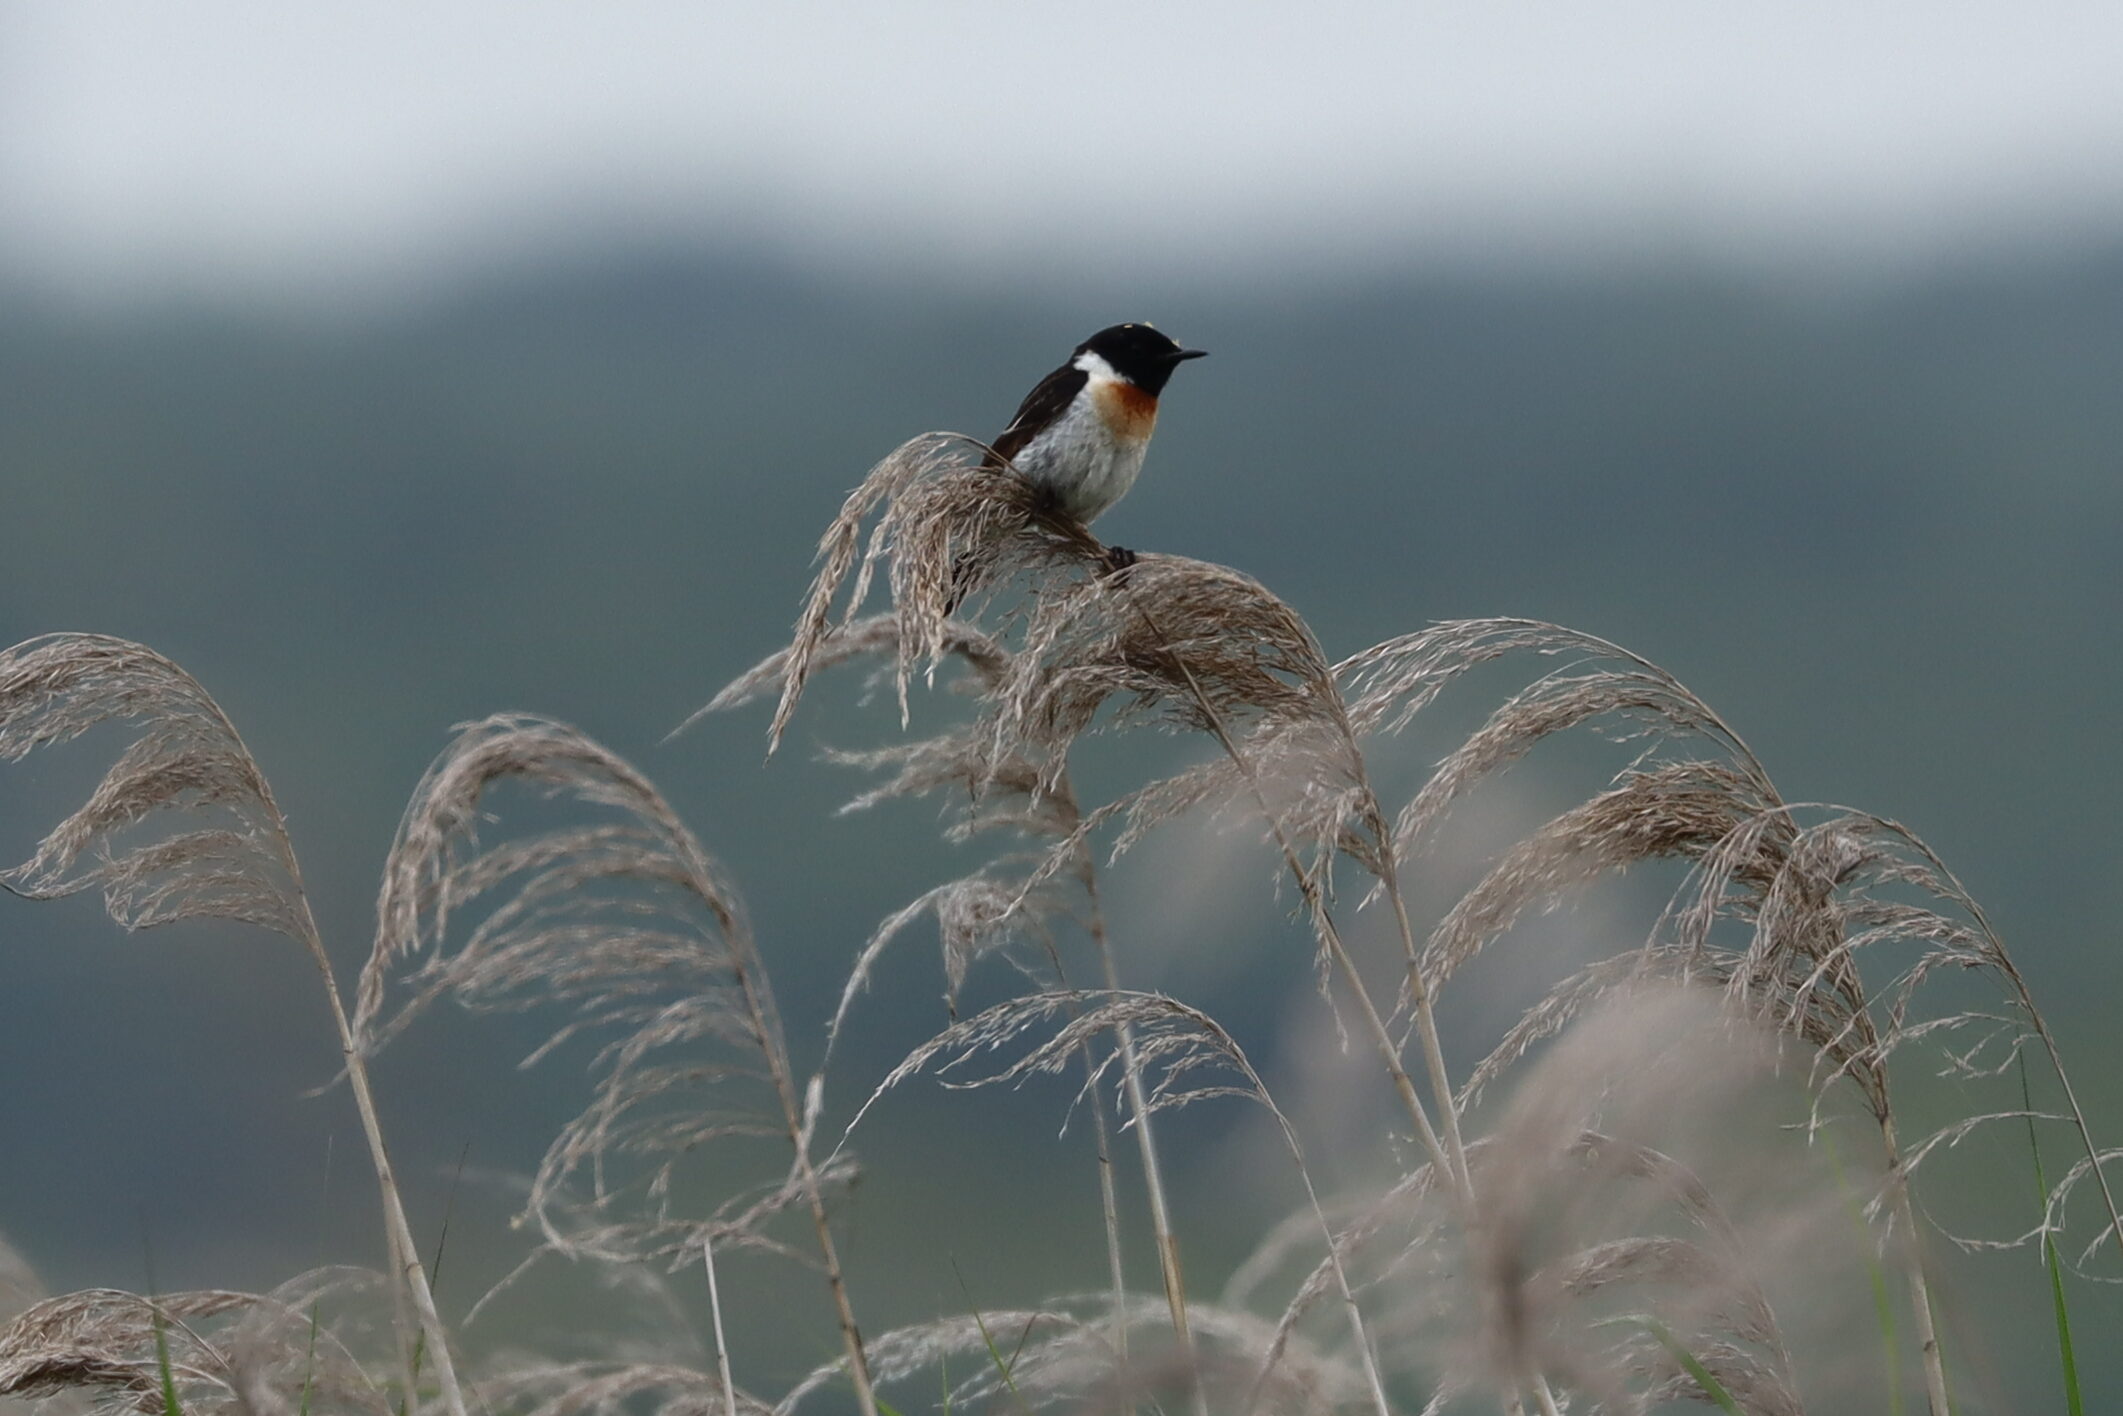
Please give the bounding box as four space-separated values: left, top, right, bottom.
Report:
983 322 1206 558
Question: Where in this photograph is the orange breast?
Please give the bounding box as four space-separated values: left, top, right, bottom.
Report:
1093 379 1159 441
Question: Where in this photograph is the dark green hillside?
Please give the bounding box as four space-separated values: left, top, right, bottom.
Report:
2 246 2120 1395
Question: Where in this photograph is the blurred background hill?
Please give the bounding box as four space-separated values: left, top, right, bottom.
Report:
4 2 2123 1405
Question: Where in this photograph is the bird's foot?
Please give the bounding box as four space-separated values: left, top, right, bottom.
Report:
1101 545 1139 584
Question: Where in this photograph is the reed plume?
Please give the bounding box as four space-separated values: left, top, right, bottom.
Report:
780 1302 1356 1416
472 1362 771 1416
838 988 1393 1416
0 634 309 935
0 1270 399 1416
0 635 466 1416
1339 618 2123 1411
0 1237 62 1416
757 432 1111 752
709 610 1199 1377
1453 992 1807 1415
357 713 878 1416
1229 992 1820 1415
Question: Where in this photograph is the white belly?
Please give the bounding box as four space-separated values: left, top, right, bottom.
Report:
1013 394 1151 524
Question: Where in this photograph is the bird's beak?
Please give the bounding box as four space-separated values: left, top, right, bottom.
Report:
1173 348 1208 362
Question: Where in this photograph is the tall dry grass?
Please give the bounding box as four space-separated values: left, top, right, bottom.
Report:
0 429 2115 1416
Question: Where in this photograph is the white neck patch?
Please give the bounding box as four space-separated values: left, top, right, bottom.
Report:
1072 349 1122 383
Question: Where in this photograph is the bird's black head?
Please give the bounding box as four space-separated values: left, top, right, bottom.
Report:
1075 322 1207 395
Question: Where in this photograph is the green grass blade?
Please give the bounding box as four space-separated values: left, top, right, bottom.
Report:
2043 1247 2081 1416
298 1304 321 1416
952 1260 1032 1416
2022 1058 2083 1416
140 1239 184 1416
1593 1315 1739 1415
151 1302 185 1416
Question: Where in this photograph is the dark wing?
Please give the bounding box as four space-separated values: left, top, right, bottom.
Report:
983 364 1087 468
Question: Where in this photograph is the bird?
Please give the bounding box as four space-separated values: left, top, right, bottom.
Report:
982 322 1206 567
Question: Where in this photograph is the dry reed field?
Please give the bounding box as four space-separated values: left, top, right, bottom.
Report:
2 429 2114 1415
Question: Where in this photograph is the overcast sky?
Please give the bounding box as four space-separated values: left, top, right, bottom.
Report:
6 1 2123 300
